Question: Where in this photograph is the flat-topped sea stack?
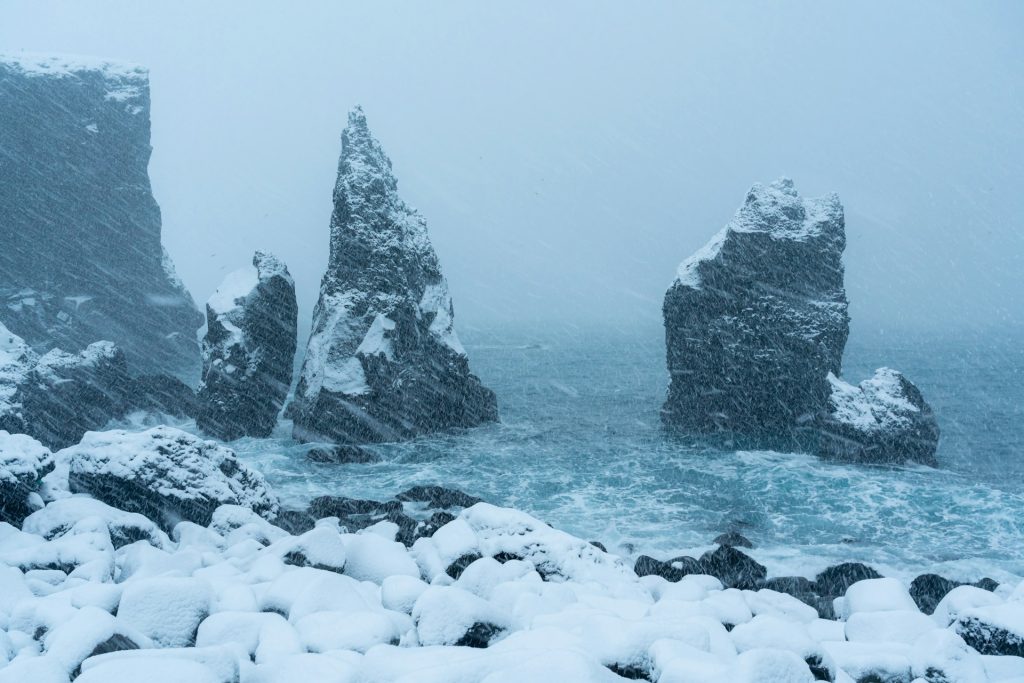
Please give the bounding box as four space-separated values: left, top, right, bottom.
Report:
197 251 298 440
662 178 939 465
288 107 497 444
0 54 202 383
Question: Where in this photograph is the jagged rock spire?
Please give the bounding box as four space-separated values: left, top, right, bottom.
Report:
289 107 497 444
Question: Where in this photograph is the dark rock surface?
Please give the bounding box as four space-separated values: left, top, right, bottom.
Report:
197 251 297 440
955 611 1024 657
0 431 53 526
0 54 202 383
396 485 483 509
64 425 278 531
288 107 497 444
697 545 766 590
662 178 938 465
814 562 882 599
713 531 754 549
306 444 381 464
910 573 961 615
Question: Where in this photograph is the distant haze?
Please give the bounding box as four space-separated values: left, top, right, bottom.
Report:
3 2 1022 345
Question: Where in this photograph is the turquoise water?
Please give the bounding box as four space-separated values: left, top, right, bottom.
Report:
227 325 1024 583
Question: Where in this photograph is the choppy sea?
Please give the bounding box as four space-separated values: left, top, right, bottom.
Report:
207 324 1024 583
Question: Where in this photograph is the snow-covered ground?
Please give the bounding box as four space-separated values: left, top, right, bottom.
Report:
2 425 1024 682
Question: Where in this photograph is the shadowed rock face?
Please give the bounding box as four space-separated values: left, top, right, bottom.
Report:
0 54 202 383
288 107 497 444
197 251 297 440
662 178 938 464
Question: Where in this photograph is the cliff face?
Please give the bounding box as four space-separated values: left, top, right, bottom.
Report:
197 251 298 440
0 54 202 383
289 107 497 444
663 178 938 464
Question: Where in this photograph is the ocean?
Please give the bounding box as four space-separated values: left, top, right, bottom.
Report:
225 324 1024 584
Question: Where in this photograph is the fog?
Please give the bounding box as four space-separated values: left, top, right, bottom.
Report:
3 1 1022 341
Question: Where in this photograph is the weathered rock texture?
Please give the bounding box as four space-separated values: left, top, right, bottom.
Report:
0 321 197 449
662 178 938 464
197 251 297 440
289 107 497 444
0 54 202 383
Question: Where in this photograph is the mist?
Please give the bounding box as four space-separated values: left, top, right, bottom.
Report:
3 1 1022 342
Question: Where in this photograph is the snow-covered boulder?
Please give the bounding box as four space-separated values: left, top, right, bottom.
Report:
0 54 202 382
954 602 1024 657
117 577 212 648
661 178 938 465
197 251 297 440
812 369 940 467
62 426 278 530
288 106 497 444
0 431 52 525
22 496 169 550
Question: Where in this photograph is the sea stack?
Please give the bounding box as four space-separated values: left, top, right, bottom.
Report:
288 107 497 444
662 178 938 465
196 251 298 440
0 54 202 382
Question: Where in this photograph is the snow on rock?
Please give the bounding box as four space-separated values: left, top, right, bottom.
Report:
813 369 940 466
661 178 938 465
0 54 203 382
117 577 212 648
61 426 278 530
0 430 52 525
288 106 497 444
197 251 297 440
0 484 1020 682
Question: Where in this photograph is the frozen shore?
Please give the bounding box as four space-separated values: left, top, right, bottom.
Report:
1 426 1023 683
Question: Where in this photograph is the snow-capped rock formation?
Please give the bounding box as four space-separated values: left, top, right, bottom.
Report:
662 178 939 465
813 369 941 467
196 251 297 440
288 107 497 444
0 321 199 449
0 54 202 383
61 426 278 531
662 178 849 441
0 431 53 526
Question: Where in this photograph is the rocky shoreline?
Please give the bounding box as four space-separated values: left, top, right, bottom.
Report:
2 426 1022 683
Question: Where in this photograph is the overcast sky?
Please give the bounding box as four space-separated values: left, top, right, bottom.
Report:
3 1 1022 342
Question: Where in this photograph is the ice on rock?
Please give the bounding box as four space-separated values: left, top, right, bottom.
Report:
0 54 203 382
288 106 497 444
61 426 278 531
197 251 298 440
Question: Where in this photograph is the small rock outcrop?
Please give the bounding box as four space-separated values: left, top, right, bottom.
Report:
662 178 939 465
0 322 195 449
0 54 202 382
63 425 279 531
196 251 298 440
0 431 53 525
288 107 497 444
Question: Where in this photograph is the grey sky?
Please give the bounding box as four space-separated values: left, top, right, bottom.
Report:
3 1 1022 342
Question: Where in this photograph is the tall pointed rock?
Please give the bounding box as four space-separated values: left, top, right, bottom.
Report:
0 54 202 382
289 107 497 443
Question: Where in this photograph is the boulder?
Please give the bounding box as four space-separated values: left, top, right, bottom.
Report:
395 486 483 510
954 604 1024 657
63 425 278 531
698 545 766 590
811 369 940 467
196 251 297 440
814 562 882 599
288 106 497 444
0 430 53 525
909 573 960 615
662 178 938 465
0 54 202 382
